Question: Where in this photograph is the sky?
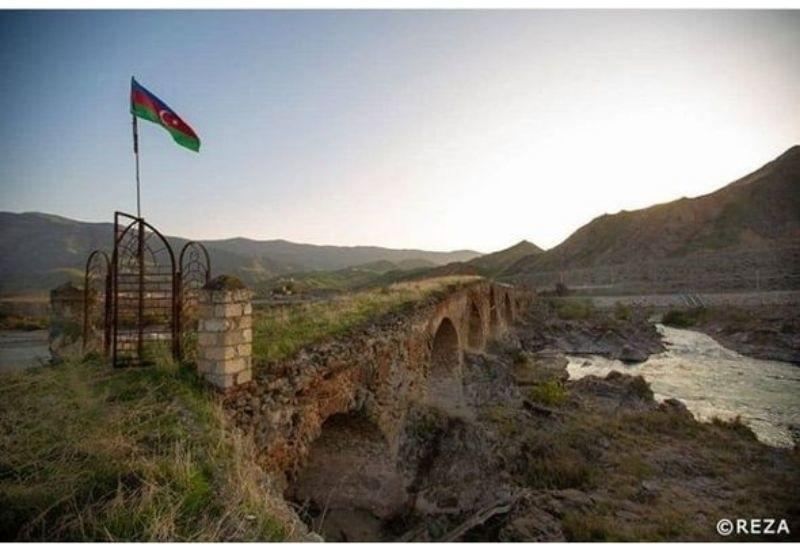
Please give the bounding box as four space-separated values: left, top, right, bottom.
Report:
0 10 798 253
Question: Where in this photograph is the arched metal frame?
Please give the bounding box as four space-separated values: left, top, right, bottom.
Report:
83 250 111 355
111 211 177 367
177 241 212 361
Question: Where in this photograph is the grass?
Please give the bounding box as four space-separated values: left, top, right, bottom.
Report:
252 276 480 363
550 298 596 321
525 380 568 407
0 357 289 542
0 313 48 331
661 307 708 328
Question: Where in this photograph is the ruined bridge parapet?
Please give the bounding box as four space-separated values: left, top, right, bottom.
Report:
223 280 534 481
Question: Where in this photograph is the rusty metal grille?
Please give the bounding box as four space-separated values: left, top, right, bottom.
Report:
112 212 177 367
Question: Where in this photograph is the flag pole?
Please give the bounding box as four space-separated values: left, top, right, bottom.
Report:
132 112 141 218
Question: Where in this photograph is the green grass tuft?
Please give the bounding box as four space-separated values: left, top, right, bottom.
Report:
253 276 480 364
0 357 287 541
525 380 568 407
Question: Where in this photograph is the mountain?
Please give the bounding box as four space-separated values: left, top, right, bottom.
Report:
504 145 800 291
467 240 543 275
201 236 478 274
0 212 480 294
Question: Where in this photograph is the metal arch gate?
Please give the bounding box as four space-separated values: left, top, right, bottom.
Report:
111 211 177 367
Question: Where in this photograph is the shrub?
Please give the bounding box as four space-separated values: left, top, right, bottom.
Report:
554 298 595 321
613 302 632 321
526 380 568 407
662 307 706 328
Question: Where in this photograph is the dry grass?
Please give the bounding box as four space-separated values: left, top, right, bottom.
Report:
0 357 292 541
253 276 481 363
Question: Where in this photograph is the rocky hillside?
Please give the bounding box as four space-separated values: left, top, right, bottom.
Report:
505 146 800 290
468 240 543 276
0 212 480 294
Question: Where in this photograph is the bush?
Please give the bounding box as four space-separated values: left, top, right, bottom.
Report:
554 298 595 321
613 302 632 321
662 307 706 328
526 380 568 407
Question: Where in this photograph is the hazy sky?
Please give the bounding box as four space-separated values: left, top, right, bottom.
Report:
1 10 798 252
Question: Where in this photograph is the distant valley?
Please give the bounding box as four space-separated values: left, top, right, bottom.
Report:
0 212 479 295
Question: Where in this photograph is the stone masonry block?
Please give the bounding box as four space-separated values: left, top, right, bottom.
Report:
199 318 230 332
197 332 218 347
220 357 247 374
197 304 215 319
214 303 243 318
236 343 251 357
238 315 253 329
207 372 237 390
215 331 246 346
205 346 237 361
235 369 252 385
232 289 253 303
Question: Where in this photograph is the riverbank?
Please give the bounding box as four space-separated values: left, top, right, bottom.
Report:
517 298 664 363
370 336 800 542
662 305 800 365
567 324 800 448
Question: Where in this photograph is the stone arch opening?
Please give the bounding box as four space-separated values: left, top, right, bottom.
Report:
504 293 513 323
467 301 483 350
287 411 406 541
489 289 499 331
428 317 463 408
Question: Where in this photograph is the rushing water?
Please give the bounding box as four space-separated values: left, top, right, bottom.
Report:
567 324 800 448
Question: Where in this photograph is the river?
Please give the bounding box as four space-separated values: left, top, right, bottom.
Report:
0 330 50 374
567 325 800 447
567 324 800 448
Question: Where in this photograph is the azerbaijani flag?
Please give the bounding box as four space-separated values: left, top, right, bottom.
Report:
130 77 200 152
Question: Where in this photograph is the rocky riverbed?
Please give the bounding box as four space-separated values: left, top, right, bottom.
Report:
298 328 799 542
516 298 664 362
686 305 800 365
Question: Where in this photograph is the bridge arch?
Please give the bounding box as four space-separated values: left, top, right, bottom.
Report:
489 289 499 332
288 410 406 540
467 301 483 350
427 317 463 408
503 293 513 323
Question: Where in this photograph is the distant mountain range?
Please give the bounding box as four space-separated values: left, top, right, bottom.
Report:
0 212 479 294
502 145 800 291
3 145 798 296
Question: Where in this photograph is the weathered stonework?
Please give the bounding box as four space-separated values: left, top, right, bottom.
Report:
196 276 254 390
49 282 84 361
222 280 534 484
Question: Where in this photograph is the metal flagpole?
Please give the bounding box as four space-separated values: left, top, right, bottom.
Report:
132 113 141 218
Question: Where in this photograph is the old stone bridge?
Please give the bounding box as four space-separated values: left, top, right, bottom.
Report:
223 280 533 521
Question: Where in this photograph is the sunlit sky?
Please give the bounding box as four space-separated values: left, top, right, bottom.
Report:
1 10 798 253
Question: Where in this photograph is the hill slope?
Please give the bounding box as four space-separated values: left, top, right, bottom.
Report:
467 240 543 275
0 212 480 294
504 145 800 291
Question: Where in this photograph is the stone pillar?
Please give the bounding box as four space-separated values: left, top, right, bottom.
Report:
49 281 84 361
196 275 254 390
